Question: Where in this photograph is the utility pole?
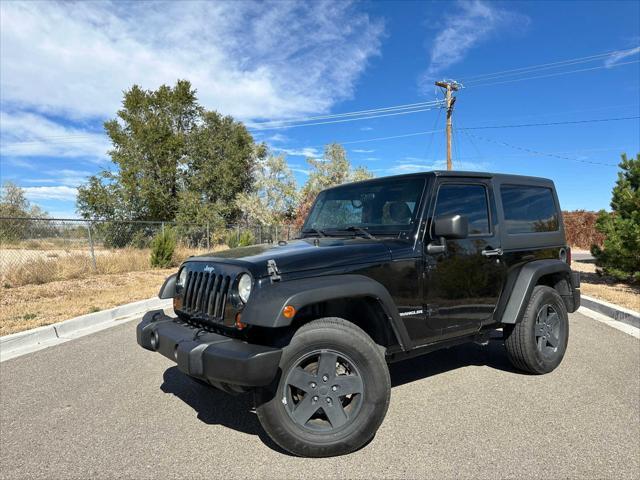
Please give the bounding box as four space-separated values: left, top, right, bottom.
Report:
435 80 461 170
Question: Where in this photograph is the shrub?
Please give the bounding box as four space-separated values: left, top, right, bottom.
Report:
239 230 255 246
591 153 640 284
562 210 604 250
150 228 176 268
225 229 255 249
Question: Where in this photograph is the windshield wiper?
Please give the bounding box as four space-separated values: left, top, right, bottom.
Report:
301 228 326 238
343 226 376 239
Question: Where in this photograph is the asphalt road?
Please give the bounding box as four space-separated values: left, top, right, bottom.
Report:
1 312 638 479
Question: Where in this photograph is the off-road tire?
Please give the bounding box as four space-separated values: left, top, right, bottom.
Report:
504 285 569 374
255 317 391 457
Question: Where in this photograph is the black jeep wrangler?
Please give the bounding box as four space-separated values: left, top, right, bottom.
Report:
137 171 580 457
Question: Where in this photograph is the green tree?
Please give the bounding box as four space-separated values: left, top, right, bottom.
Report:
235 153 299 225
294 143 373 226
77 80 258 227
591 153 640 283
0 182 49 241
0 182 30 218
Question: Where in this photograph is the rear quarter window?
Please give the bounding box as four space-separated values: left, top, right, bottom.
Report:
500 185 559 234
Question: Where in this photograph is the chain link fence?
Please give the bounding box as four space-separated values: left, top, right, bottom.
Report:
0 217 299 288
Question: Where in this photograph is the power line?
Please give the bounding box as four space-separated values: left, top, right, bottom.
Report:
462 130 619 166
464 60 639 88
248 99 445 126
422 99 443 163
4 114 637 152
462 103 638 124
248 106 445 130
457 117 485 166
459 47 639 83
313 114 637 155
4 115 638 149
459 115 640 130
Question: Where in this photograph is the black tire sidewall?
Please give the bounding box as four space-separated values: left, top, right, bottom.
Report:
255 319 390 457
524 286 569 373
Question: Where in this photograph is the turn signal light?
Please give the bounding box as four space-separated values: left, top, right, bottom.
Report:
173 296 183 310
282 305 296 319
235 313 247 330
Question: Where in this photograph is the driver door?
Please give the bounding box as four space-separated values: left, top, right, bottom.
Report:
421 179 506 342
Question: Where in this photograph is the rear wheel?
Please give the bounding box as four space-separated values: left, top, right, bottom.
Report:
255 318 390 457
504 285 569 374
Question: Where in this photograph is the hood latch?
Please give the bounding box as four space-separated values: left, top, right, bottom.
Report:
267 259 281 283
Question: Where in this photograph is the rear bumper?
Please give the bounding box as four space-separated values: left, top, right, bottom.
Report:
136 310 282 388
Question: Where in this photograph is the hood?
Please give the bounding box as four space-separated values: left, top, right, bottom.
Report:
187 238 392 277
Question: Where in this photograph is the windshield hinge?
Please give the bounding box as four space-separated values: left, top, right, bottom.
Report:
267 259 281 283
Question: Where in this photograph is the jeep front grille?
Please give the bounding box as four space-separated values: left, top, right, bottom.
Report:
181 270 232 322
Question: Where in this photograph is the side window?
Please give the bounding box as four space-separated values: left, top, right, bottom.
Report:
501 185 559 234
434 184 490 235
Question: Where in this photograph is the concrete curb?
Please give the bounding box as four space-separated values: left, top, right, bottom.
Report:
0 297 171 362
581 294 639 329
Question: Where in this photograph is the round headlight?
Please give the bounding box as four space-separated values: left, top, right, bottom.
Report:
177 268 188 289
237 273 252 303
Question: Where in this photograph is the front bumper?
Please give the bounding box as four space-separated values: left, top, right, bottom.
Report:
136 310 282 389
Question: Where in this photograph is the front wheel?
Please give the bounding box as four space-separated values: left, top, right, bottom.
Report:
255 318 390 457
504 285 569 374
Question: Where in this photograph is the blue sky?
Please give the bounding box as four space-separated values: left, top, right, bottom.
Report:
1 0 638 218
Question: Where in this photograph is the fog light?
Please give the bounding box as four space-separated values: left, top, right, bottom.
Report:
150 330 159 350
282 305 296 319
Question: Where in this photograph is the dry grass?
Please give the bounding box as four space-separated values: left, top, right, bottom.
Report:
0 245 225 288
571 252 640 311
0 244 229 335
0 269 174 336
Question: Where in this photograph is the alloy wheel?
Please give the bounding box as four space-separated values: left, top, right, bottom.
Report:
283 349 364 432
535 304 562 358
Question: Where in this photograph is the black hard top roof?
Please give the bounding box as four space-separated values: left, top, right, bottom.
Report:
324 170 554 190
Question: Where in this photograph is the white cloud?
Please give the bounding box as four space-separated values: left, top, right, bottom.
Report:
273 146 321 158
360 126 374 131
22 186 78 202
0 111 110 160
423 0 529 82
604 46 640 67
23 169 93 187
352 148 375 153
0 1 383 122
267 134 289 143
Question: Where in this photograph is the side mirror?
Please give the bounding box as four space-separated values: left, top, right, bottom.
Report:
426 214 469 255
433 214 469 239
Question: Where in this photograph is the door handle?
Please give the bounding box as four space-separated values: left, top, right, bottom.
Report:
482 247 503 257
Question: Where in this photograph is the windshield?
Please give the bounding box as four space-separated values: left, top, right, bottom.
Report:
303 177 426 234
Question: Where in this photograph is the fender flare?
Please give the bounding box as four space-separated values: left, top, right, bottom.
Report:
499 259 573 324
158 273 177 299
241 274 410 349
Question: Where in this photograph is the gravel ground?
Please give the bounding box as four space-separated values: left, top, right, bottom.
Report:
1 311 638 479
